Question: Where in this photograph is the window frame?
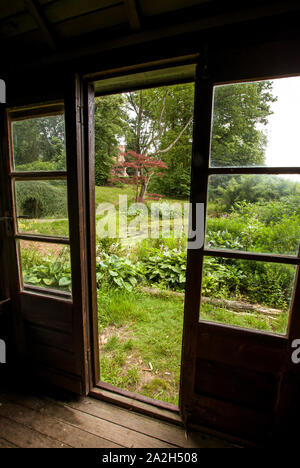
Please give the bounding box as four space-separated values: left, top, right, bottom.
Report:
7 102 72 300
198 77 300 337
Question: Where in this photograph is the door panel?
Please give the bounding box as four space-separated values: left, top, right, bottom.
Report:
1 76 91 393
180 45 300 444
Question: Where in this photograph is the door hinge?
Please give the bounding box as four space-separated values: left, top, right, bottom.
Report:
77 105 84 125
85 347 91 364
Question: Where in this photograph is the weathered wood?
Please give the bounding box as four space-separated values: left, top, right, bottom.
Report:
65 74 91 395
64 394 231 448
27 342 78 375
195 358 277 411
33 365 83 394
90 386 182 425
97 380 178 412
20 293 73 332
0 437 17 448
11 171 67 179
0 396 122 448
25 323 74 353
191 394 271 444
15 233 70 245
7 394 176 448
0 414 70 448
180 59 213 422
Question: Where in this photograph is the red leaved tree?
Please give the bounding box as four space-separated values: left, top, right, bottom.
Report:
109 150 168 203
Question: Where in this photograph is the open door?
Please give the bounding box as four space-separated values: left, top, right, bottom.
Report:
180 46 300 444
85 62 199 412
1 76 91 394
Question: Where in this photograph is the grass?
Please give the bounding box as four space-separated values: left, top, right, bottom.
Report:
19 184 188 239
19 218 69 237
98 288 184 405
98 287 289 405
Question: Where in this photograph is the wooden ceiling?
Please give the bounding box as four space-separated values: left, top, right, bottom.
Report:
1 0 300 71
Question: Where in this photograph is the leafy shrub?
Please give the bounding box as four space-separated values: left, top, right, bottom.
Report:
237 260 295 309
96 253 142 291
16 181 68 219
142 248 187 291
22 246 71 291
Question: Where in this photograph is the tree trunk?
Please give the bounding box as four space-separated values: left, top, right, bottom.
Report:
138 179 149 202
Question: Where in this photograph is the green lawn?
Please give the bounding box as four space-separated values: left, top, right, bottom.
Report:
98 287 288 405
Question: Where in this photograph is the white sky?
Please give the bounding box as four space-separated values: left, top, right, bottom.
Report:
265 77 300 182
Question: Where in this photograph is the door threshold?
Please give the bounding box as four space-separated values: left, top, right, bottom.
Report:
89 381 182 426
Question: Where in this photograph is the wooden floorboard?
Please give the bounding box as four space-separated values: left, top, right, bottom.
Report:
0 388 234 448
0 436 18 448
63 396 231 448
0 414 70 448
0 396 122 448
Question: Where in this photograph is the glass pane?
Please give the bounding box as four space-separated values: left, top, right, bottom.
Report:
12 114 66 171
210 77 300 168
206 174 300 256
19 240 71 293
15 180 69 237
199 257 297 335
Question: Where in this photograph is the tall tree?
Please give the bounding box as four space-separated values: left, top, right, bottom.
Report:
124 84 194 199
94 94 128 185
211 81 276 167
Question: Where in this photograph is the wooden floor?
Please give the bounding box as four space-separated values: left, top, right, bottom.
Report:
0 388 234 448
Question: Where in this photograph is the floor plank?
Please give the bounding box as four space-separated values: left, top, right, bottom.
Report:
0 415 70 448
0 436 18 448
64 396 231 448
0 396 122 448
5 393 176 448
0 389 233 448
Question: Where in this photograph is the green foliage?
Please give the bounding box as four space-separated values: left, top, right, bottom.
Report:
15 180 68 219
94 95 128 185
211 174 299 210
13 115 65 169
96 252 142 291
22 247 71 291
142 248 187 291
211 81 276 166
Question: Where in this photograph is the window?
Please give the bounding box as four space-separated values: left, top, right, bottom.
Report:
199 78 300 335
8 105 72 297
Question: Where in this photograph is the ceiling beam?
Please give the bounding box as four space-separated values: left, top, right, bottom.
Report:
124 0 141 31
25 0 56 50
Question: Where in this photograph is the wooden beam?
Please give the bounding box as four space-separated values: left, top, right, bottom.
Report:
25 0 56 50
124 0 141 31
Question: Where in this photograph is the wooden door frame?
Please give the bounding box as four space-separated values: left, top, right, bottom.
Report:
82 58 201 420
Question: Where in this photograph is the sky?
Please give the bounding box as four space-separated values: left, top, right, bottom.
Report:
264 76 300 182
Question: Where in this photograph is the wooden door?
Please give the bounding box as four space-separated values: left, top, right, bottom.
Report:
180 43 300 445
1 75 91 394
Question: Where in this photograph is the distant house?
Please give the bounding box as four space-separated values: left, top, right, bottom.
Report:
116 144 128 177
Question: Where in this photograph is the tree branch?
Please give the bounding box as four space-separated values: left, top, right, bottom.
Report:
152 115 193 156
